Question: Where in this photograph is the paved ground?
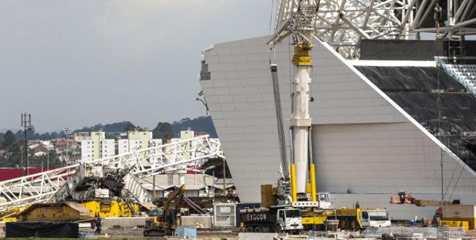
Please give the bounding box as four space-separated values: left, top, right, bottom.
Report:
93 227 240 239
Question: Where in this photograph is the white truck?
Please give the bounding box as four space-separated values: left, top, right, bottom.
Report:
240 206 303 233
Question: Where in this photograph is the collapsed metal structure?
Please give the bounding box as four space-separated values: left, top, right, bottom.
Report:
0 135 223 212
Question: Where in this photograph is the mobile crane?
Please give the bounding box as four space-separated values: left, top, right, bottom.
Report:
242 0 391 232
240 1 325 232
269 0 321 209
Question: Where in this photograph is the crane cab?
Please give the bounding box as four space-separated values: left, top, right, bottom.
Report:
318 192 332 209
359 209 391 228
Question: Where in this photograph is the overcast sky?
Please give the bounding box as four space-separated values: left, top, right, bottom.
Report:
0 1 272 132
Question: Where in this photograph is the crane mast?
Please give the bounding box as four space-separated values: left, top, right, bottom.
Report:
269 0 320 205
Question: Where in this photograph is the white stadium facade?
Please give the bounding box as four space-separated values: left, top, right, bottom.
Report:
199 36 476 220
199 0 476 220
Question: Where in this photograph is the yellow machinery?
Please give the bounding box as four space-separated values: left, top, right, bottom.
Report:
439 205 476 231
389 191 474 231
80 200 140 218
1 199 140 222
331 208 391 230
143 185 185 237
300 207 391 230
0 206 23 222
301 211 327 227
440 220 470 231
17 202 94 222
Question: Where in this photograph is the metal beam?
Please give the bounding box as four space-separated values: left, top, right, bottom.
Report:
340 13 372 38
454 0 470 22
0 135 222 211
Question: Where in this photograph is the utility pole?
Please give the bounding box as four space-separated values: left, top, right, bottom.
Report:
223 158 226 197
47 149 50 170
435 3 445 202
63 128 70 164
21 113 32 176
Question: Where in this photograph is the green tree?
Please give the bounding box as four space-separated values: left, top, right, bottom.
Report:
124 122 136 132
152 122 174 142
2 130 16 149
5 141 22 168
30 150 64 168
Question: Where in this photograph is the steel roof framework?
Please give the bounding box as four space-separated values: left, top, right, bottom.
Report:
274 0 476 59
0 135 223 212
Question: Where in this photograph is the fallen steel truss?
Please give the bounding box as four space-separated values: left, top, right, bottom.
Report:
0 135 223 211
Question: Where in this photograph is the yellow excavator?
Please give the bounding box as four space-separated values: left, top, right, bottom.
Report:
143 185 185 237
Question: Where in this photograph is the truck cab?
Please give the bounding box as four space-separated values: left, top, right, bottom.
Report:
276 208 303 233
360 209 391 228
318 192 332 209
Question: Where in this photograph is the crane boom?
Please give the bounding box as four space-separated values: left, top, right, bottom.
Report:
269 0 320 205
271 64 290 180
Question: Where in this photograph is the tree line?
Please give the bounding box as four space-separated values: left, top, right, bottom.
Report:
0 116 218 168
0 130 64 168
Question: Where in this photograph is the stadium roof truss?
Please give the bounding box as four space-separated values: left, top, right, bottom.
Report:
274 0 476 59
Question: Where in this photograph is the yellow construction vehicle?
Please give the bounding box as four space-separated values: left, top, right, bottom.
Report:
0 206 23 222
438 205 476 231
299 207 391 230
143 185 185 237
80 199 140 218
330 208 391 230
389 191 474 231
17 202 94 222
2 199 140 223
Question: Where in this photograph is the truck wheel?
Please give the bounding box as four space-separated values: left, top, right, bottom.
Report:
245 226 254 232
350 219 358 231
339 219 349 230
254 226 261 232
275 225 282 233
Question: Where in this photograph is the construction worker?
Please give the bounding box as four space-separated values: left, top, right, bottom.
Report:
95 215 102 234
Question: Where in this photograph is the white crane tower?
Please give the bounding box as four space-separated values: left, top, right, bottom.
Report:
269 0 320 206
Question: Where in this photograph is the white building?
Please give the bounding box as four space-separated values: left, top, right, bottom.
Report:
74 132 91 142
118 139 129 155
149 139 162 148
101 139 115 158
80 131 165 158
78 131 105 161
199 36 476 220
80 140 94 162
117 131 162 155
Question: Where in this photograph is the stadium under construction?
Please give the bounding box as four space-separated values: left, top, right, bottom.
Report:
0 0 476 238
199 0 476 220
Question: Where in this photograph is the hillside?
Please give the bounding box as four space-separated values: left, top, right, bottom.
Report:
172 116 218 138
1 116 218 140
